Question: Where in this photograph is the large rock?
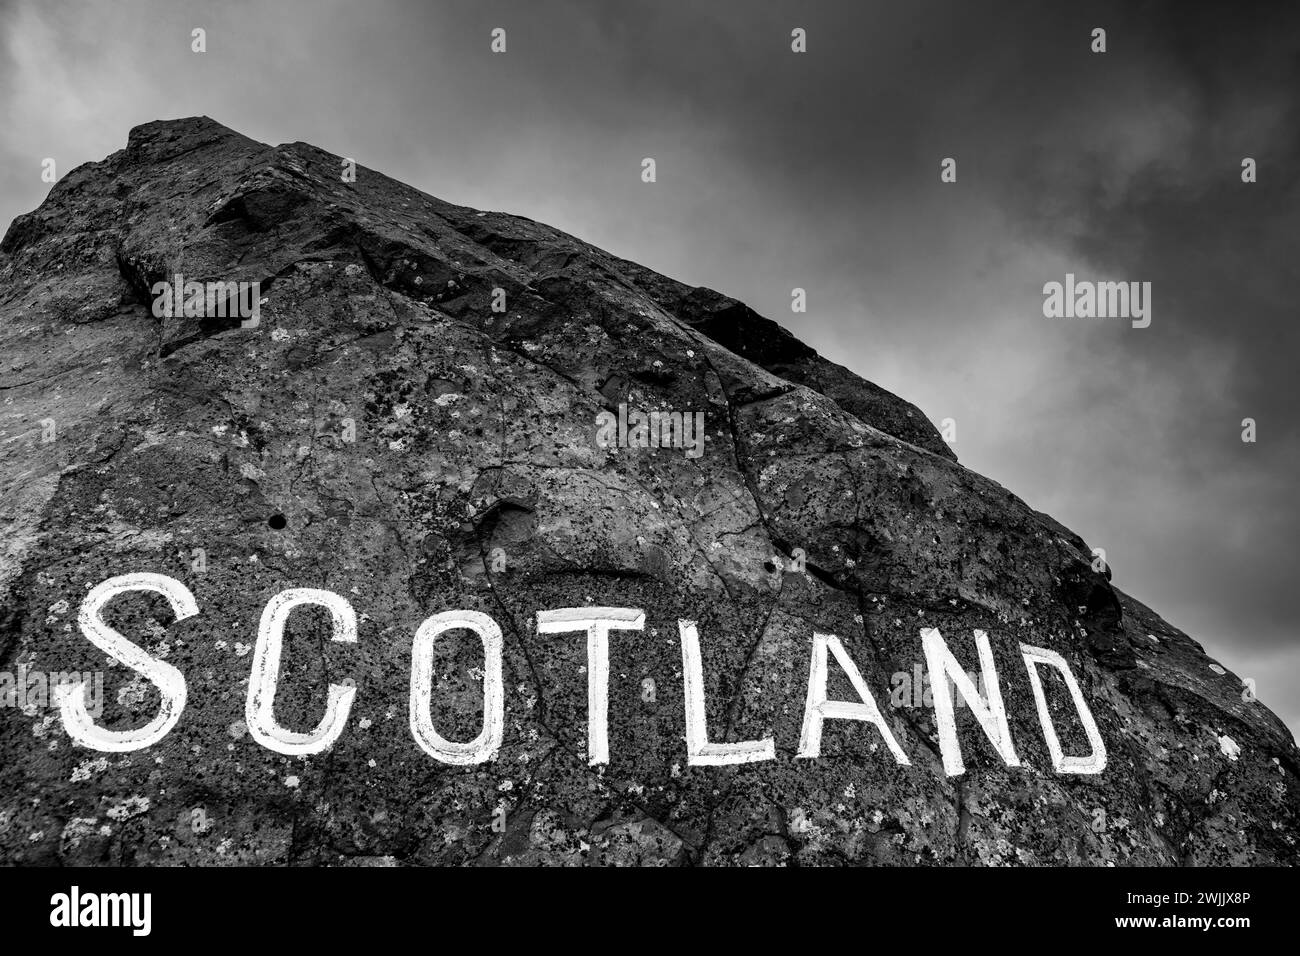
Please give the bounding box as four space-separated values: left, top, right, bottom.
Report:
0 117 1294 866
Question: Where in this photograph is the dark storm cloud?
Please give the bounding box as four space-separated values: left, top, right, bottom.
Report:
0 0 1296 733
963 2 1300 681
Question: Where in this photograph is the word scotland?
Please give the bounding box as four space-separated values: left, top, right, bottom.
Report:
55 573 1107 777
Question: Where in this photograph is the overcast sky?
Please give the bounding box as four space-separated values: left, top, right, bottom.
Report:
2 0 1296 737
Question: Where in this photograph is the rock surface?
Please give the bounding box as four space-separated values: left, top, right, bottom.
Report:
0 117 1295 866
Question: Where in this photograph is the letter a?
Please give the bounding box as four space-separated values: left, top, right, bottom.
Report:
797 633 909 763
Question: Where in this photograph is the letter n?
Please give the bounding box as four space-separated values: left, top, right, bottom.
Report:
920 627 1019 776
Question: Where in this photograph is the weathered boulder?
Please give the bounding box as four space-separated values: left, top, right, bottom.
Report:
0 117 1294 866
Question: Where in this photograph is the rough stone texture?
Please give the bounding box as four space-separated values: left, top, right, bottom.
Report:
0 117 1295 866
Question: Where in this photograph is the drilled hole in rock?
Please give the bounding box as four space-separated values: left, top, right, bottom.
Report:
268 513 287 530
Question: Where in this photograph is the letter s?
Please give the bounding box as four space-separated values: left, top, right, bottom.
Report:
59 573 197 752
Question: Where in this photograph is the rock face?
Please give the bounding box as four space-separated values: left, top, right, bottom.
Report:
0 117 1295 866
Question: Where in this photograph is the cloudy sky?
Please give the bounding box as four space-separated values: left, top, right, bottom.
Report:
1 0 1296 737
